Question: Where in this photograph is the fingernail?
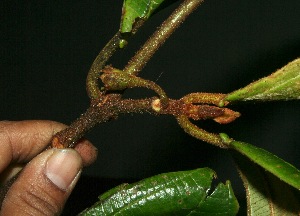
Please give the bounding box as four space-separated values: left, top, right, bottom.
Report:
45 149 82 190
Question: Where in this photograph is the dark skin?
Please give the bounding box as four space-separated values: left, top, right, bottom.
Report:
0 120 98 215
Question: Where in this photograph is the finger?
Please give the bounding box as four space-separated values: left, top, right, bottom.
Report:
0 120 98 173
74 139 98 167
0 120 66 173
1 148 82 215
0 141 98 185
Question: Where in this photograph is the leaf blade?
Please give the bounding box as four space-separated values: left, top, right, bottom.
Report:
224 58 300 102
233 152 300 215
220 133 300 191
120 0 166 33
79 168 239 215
188 181 239 216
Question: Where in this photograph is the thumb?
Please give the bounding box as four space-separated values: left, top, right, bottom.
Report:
1 148 82 215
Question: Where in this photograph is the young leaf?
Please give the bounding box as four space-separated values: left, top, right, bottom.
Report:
79 168 239 215
220 133 300 191
120 0 166 33
224 58 300 102
233 153 300 215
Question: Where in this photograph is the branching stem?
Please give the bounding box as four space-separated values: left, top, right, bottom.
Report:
51 94 236 148
52 0 239 150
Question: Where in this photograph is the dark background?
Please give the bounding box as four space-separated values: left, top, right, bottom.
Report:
1 0 300 215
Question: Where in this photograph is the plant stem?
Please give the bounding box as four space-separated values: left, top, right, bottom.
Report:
182 93 227 106
123 0 204 76
176 115 228 148
51 94 236 148
53 0 236 150
51 95 155 148
85 19 150 99
86 32 121 99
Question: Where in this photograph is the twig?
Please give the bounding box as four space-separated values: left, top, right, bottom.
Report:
51 93 239 148
86 32 121 99
123 0 205 76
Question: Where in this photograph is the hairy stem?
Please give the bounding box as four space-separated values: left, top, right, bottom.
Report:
101 66 169 106
86 16 149 99
86 32 121 99
176 115 228 148
53 0 236 150
52 96 155 148
52 94 237 148
123 0 204 76
182 93 227 106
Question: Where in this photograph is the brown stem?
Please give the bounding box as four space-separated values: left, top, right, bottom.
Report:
52 96 155 148
52 100 116 148
51 94 238 148
123 0 205 76
52 0 236 150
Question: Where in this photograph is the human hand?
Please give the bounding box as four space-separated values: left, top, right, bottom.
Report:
0 120 98 215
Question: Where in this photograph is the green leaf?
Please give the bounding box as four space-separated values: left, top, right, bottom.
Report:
79 168 239 215
220 133 300 191
233 153 300 215
120 0 165 33
224 58 300 102
187 181 238 216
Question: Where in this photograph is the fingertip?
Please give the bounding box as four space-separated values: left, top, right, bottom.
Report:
74 139 98 167
45 149 82 190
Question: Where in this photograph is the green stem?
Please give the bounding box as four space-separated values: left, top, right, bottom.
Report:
100 67 169 106
123 0 204 76
182 93 227 106
86 32 121 99
176 115 228 148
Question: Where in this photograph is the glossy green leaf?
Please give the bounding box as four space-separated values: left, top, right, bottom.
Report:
120 0 165 33
224 58 300 102
220 133 300 191
233 153 300 215
187 181 238 216
79 168 239 215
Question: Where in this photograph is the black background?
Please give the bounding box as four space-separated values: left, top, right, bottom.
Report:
1 0 300 215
